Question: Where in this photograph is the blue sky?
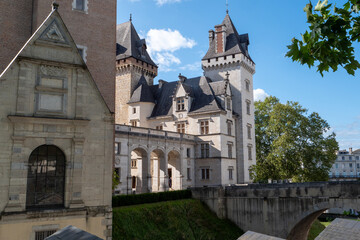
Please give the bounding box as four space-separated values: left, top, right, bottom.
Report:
117 0 360 150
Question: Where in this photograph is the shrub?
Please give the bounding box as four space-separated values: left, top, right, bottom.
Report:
112 190 192 207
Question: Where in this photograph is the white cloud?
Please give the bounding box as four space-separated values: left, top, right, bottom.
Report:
179 61 201 71
332 116 360 150
155 0 182 6
253 88 269 102
145 28 196 72
154 52 181 72
147 29 196 53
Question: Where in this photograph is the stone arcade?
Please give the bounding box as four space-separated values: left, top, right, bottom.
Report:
114 13 256 194
0 5 113 240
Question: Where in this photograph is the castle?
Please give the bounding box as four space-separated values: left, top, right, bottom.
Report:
0 1 115 239
0 1 256 239
114 13 256 194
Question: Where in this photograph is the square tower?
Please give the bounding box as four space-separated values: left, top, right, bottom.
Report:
202 13 256 183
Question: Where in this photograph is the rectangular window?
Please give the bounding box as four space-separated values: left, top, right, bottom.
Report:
356 156 359 160
349 156 352 160
200 120 209 134
357 163 360 168
187 168 191 180
336 163 338 169
201 143 210 158
35 230 57 240
349 163 353 168
245 80 250 92
246 100 251 115
342 156 345 160
156 125 163 130
130 120 137 127
226 97 231 110
133 108 136 114
248 145 252 160
227 120 232 135
177 98 185 111
201 168 210 180
228 167 233 180
131 159 137 168
187 148 191 158
76 45 87 62
177 123 185 133
115 142 121 155
247 124 252 139
75 0 85 10
228 143 233 159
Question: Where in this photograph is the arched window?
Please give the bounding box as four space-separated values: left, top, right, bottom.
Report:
26 145 66 209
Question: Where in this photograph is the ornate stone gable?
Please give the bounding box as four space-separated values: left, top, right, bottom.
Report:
38 19 69 46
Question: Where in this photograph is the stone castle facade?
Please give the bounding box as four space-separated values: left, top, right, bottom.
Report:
114 14 256 194
0 2 115 240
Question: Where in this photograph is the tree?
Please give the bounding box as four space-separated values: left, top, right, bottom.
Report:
286 0 360 76
250 96 338 182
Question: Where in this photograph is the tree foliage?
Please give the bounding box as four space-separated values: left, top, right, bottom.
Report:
250 96 338 182
286 0 360 76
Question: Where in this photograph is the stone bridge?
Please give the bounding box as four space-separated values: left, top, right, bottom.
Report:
191 181 360 240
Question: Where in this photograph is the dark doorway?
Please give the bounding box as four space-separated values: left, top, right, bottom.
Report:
132 176 136 189
26 145 65 209
168 168 172 188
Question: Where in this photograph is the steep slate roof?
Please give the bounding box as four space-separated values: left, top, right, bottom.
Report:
45 225 103 240
116 21 157 66
202 14 253 62
129 75 155 103
148 76 225 118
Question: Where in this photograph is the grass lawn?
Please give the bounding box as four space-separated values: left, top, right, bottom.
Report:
112 199 244 240
307 220 330 240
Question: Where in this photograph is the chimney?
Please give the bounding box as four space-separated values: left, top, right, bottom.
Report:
178 73 187 83
214 24 226 54
158 79 167 89
208 30 214 46
349 147 353 154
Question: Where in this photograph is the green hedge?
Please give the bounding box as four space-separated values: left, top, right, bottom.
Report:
112 190 192 207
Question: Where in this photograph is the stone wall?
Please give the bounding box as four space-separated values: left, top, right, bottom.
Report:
191 182 360 240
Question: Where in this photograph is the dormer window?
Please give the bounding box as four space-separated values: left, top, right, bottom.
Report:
177 122 186 133
200 120 209 135
176 98 185 111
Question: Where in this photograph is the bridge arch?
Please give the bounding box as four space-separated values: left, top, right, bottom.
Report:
191 182 360 240
287 198 360 240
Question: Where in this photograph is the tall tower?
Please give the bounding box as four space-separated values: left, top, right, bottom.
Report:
115 20 158 124
202 13 256 183
0 0 116 111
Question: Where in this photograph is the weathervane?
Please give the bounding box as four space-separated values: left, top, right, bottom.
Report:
130 13 132 22
226 0 229 14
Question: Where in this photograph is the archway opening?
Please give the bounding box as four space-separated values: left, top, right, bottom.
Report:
26 145 66 209
150 149 165 192
168 150 181 190
130 147 148 193
287 209 328 240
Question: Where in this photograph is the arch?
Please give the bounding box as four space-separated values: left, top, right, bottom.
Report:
167 150 181 190
287 199 360 240
130 147 148 193
287 209 328 240
150 149 166 192
26 145 65 209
